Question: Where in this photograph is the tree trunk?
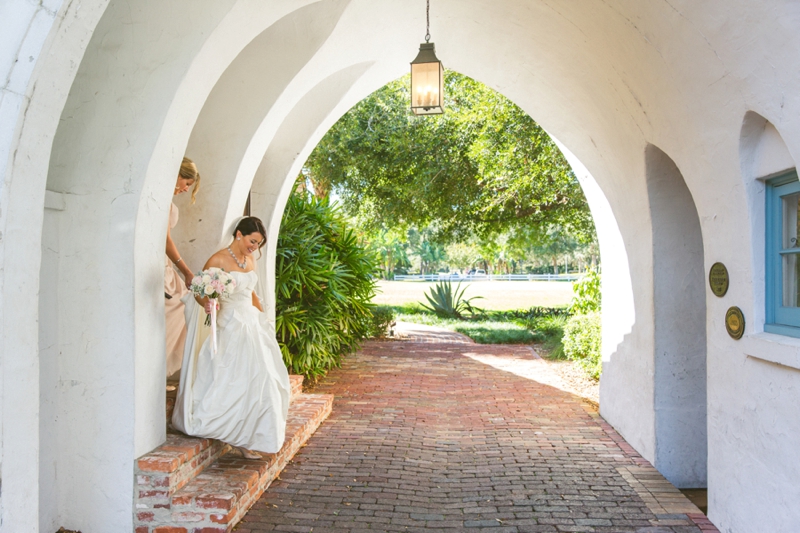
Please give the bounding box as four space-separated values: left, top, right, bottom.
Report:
388 254 395 280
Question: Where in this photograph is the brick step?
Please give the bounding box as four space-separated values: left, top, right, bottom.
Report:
142 375 308 516
289 374 304 399
150 375 303 496
136 392 333 533
136 433 229 507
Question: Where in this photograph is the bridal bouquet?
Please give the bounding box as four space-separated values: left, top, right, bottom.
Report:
190 267 236 354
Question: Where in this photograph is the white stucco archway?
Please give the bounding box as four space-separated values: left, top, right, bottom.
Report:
4 1 800 532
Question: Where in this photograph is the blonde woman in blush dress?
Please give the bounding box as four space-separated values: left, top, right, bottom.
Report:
165 157 201 378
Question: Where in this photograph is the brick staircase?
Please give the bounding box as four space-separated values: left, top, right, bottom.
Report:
135 375 333 533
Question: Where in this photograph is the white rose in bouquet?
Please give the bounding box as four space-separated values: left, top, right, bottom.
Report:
189 267 237 354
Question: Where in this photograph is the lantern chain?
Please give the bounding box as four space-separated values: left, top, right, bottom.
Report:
425 0 431 42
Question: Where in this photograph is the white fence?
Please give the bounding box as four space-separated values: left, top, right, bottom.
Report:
393 273 581 282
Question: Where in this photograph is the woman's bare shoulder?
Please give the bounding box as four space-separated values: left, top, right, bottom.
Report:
203 251 230 270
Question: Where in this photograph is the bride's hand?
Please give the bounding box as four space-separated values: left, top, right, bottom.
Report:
204 300 219 314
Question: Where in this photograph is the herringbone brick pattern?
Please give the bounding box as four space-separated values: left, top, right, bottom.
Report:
237 340 716 532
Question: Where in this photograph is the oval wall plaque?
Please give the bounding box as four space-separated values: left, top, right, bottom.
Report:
709 262 729 297
725 306 745 340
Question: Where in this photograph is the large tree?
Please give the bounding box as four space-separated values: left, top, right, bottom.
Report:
303 71 595 245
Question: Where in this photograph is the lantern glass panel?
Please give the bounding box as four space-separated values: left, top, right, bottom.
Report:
411 61 443 114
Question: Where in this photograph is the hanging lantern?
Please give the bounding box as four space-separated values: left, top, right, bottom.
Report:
411 44 444 115
410 0 444 115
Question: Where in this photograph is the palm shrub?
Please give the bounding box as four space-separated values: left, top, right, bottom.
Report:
275 194 377 380
420 280 482 319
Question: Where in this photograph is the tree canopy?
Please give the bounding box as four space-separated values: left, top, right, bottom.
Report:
302 71 595 246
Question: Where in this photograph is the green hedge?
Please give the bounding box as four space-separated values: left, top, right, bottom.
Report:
563 311 602 379
367 305 396 338
569 269 601 314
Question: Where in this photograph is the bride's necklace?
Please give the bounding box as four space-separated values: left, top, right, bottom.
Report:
227 246 247 269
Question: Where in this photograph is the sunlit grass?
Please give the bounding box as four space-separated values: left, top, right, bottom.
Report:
394 304 566 347
451 322 537 344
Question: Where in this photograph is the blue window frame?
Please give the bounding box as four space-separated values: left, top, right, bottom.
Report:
766 170 800 337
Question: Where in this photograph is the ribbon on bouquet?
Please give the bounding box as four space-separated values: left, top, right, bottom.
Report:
209 298 218 356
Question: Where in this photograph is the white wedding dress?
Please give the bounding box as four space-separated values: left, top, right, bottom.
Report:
171 270 291 453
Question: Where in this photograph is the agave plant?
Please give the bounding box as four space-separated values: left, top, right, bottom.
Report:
420 280 483 319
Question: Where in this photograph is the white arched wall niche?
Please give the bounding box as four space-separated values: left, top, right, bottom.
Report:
5 1 800 531
645 144 707 488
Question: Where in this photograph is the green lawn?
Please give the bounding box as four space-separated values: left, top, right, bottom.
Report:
395 311 538 344
374 280 573 347
373 280 573 311
452 322 538 344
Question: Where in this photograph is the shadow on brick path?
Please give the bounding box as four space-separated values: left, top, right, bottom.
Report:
237 339 718 533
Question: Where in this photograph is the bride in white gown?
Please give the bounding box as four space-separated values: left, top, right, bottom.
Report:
172 216 290 458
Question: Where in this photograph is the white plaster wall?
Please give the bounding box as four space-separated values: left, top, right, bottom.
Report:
38 195 63 533
646 144 707 489
559 140 661 466
557 143 637 347
4 0 800 531
708 350 800 533
555 142 639 438
714 115 800 533
660 10 800 468
0 0 110 530
0 3 62 529
750 122 796 180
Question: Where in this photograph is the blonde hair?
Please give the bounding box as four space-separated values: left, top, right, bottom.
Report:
179 157 201 204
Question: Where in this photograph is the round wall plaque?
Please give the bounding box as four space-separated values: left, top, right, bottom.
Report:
709 262 729 297
725 306 745 340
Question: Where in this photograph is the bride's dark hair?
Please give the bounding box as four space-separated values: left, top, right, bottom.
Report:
234 217 268 257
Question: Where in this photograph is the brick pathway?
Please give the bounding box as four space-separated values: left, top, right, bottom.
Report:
237 338 717 533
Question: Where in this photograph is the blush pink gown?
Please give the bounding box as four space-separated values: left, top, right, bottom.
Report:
165 202 188 377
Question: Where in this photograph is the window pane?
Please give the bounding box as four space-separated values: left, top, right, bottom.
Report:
781 192 800 307
783 253 800 307
782 193 800 249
